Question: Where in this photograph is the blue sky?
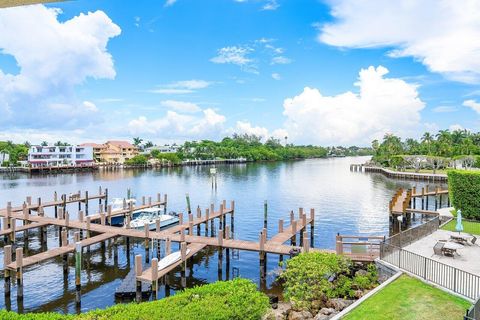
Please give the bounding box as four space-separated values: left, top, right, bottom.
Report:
0 0 479 146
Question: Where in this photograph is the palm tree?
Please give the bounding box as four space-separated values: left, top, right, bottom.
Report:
41 141 48 146
421 132 433 155
144 141 154 149
133 137 143 147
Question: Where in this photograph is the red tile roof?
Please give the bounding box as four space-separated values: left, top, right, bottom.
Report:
106 140 136 148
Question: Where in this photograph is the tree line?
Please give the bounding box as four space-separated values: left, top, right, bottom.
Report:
372 129 480 172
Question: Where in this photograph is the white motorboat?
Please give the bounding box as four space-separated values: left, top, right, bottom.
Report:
110 197 136 210
129 207 179 230
157 249 191 271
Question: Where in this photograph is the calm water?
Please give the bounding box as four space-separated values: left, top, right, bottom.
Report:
0 156 445 314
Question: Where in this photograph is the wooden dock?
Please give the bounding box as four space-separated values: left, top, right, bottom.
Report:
0 187 376 306
389 186 449 215
351 164 448 182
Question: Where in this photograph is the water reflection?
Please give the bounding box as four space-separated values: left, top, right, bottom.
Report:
0 157 445 314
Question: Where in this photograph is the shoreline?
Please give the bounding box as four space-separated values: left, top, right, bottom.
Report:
0 156 354 175
350 164 448 182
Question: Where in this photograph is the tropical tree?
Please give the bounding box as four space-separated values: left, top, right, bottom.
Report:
133 137 143 147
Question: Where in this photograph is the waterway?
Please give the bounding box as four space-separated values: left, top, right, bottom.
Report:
0 156 446 314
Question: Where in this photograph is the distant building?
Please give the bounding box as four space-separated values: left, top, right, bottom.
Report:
0 151 10 165
80 140 139 164
28 145 94 168
143 144 181 155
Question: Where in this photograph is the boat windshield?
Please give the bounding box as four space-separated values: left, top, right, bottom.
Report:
136 211 159 219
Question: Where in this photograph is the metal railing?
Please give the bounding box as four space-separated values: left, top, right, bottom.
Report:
381 243 480 300
386 216 440 248
465 296 480 320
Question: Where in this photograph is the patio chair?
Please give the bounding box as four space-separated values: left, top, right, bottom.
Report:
432 242 445 257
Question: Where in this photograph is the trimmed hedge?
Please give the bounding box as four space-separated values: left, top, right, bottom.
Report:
447 170 480 220
0 278 269 320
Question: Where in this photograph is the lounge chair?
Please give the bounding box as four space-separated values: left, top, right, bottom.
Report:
432 242 444 257
471 235 477 245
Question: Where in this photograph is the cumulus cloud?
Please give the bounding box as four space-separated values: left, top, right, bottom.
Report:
272 73 281 80
234 121 270 139
281 66 425 145
160 100 201 113
318 0 480 83
127 108 226 139
0 5 120 129
229 121 288 142
463 99 480 114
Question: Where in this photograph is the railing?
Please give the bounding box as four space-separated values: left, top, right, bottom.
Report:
465 296 480 320
386 216 440 248
336 234 384 260
380 243 480 300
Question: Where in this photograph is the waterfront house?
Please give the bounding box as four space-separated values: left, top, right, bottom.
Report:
80 140 139 164
28 145 94 168
0 151 9 166
143 143 181 155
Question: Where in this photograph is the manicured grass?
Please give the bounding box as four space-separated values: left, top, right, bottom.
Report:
441 219 480 235
0 278 270 320
386 167 448 174
343 275 471 320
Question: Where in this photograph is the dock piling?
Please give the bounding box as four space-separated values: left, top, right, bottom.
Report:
75 242 82 307
4 245 12 297
135 255 142 303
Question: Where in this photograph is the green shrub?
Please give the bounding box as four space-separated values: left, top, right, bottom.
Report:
279 252 352 309
0 279 269 320
125 155 148 165
447 170 480 220
331 275 354 299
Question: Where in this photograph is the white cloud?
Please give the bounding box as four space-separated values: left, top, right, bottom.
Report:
97 98 124 103
231 121 288 141
211 46 253 66
127 108 226 139
281 66 425 145
170 80 212 90
449 124 464 131
463 99 480 114
160 100 201 113
165 0 177 7
432 106 458 113
262 0 280 10
83 101 98 112
271 56 292 65
150 79 212 94
234 121 269 139
272 73 281 80
0 5 120 129
150 88 194 94
318 0 480 83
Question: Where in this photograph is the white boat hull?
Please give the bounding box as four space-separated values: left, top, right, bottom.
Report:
158 249 191 271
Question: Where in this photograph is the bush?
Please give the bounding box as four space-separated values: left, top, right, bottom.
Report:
279 252 352 309
447 170 480 220
0 279 269 320
125 155 148 165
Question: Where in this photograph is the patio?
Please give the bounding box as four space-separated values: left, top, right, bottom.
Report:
404 229 480 276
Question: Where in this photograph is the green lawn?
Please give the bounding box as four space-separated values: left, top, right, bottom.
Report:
386 167 448 175
441 219 480 235
343 275 471 320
